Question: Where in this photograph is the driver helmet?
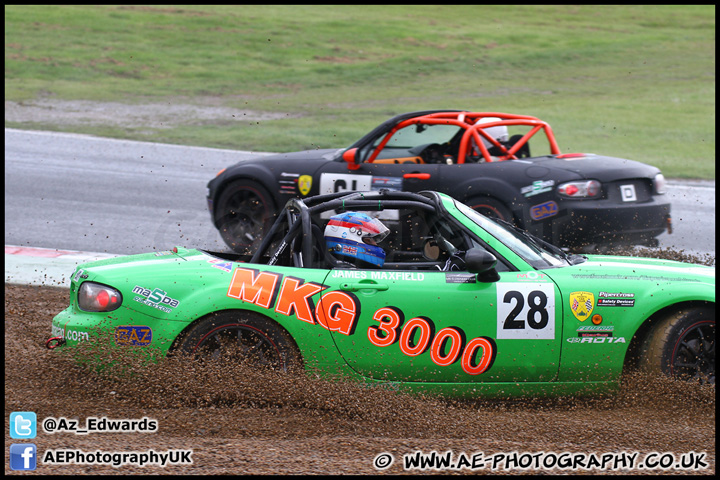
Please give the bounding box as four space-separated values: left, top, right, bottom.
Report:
324 212 389 267
475 116 509 149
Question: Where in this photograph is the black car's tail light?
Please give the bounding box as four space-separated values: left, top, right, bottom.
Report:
78 282 122 312
653 173 667 194
557 180 601 198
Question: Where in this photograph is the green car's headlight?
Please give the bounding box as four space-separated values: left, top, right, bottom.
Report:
78 282 122 312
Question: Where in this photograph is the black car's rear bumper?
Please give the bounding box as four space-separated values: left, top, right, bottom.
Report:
526 196 671 249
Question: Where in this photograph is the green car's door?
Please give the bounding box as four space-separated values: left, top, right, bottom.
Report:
319 267 562 383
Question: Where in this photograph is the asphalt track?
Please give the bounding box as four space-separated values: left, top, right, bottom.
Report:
4 128 715 287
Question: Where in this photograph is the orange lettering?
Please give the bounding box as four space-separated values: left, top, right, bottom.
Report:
430 327 464 367
227 267 281 309
368 306 403 347
399 317 433 357
274 276 326 324
316 290 359 336
461 337 497 375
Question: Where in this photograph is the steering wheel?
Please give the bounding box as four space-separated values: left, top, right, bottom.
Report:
418 143 445 164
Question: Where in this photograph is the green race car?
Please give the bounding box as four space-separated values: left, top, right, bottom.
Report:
48 190 715 397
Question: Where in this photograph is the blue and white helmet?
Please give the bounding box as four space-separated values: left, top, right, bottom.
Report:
324 212 390 267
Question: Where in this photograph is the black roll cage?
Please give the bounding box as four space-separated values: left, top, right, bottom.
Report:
250 190 440 268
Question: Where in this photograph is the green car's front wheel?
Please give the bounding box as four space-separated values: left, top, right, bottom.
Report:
176 311 302 373
639 307 715 384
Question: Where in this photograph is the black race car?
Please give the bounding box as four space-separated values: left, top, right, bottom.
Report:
207 110 671 254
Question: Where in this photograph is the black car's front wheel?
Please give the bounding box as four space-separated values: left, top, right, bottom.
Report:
639 307 715 384
176 311 303 373
215 180 275 254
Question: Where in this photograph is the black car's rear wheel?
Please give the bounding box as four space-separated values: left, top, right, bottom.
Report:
215 180 275 254
176 311 302 373
639 307 715 384
466 196 513 223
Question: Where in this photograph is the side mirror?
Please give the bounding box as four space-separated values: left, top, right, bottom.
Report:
465 248 500 283
342 148 361 171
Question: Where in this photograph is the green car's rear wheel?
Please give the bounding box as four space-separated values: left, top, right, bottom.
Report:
215 180 275 254
177 311 302 373
639 307 715 384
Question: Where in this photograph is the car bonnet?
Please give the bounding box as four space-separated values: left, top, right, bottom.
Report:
555 254 714 288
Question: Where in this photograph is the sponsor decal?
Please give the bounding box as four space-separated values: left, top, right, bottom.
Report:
132 285 180 313
521 180 555 197
569 291 594 321
208 259 233 272
279 172 300 194
597 291 635 307
530 201 558 221
115 326 153 346
577 325 614 332
445 273 477 284
72 269 88 282
571 273 700 283
599 291 635 298
371 176 403 191
226 267 496 375
516 271 548 281
566 337 626 344
298 175 313 196
598 298 635 307
578 331 612 338
153 251 174 257
51 324 89 342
